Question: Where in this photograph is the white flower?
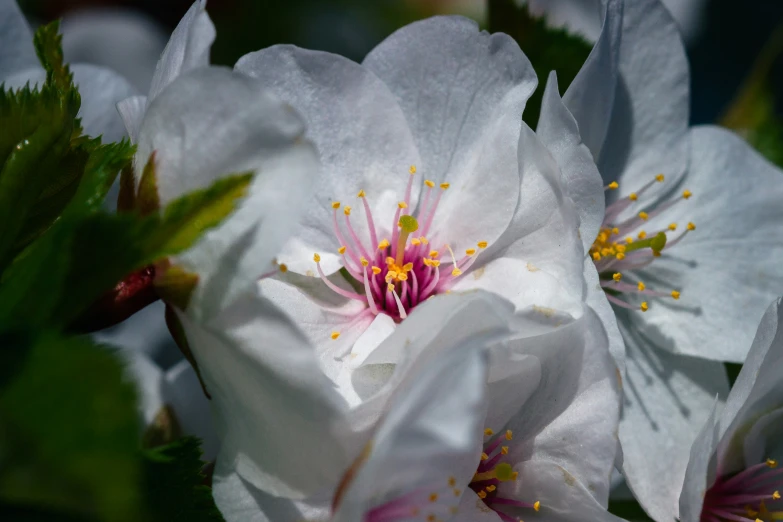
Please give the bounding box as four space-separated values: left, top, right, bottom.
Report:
233 16 610 406
538 0 783 519
678 297 783 522
1 0 136 142
117 0 215 143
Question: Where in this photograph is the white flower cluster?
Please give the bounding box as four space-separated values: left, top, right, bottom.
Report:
6 0 783 520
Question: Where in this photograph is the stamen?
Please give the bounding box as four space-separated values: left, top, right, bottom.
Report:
421 183 449 237
389 284 407 319
314 253 367 302
605 181 619 191
363 267 379 316
403 165 416 208
358 190 380 251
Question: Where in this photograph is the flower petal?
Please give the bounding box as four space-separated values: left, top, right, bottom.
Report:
561 0 623 161
629 126 783 363
678 400 720 522
333 325 490 521
235 45 421 276
179 289 351 499
116 94 147 144
136 67 318 319
584 257 625 374
0 0 37 78
147 0 215 101
742 406 783 472
617 317 729 522
537 71 605 253
362 16 536 256
598 0 690 192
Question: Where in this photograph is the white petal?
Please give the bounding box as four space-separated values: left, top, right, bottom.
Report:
525 0 603 42
61 8 168 92
212 467 330 522
742 406 783 472
147 0 215 101
117 348 163 426
235 45 421 275
584 257 625 374
485 123 583 301
179 290 351 499
537 72 605 253
162 359 219 460
4 64 136 143
511 460 627 522
629 126 783 362
0 0 37 78
117 95 147 143
362 16 536 257
599 0 690 192
618 318 729 522
136 67 318 319
562 0 623 161
716 298 783 472
333 330 490 521
678 400 720 522
504 309 620 505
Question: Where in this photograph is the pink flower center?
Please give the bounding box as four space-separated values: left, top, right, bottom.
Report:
364 429 540 522
313 166 488 324
591 174 694 313
701 458 782 522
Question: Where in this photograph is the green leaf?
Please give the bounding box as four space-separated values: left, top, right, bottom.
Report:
32 20 74 92
0 333 141 521
487 0 592 128
142 437 224 522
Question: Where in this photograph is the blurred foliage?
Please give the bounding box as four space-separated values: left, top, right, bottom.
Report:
487 0 592 129
721 24 783 167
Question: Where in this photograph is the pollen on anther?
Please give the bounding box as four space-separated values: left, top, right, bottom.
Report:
486 485 496 492
481 452 489 461
773 491 781 500
279 264 288 273
429 493 438 502
592 252 601 261
501 446 509 455
452 268 463 277
616 253 625 260
313 253 321 263
338 246 347 254
484 428 494 436
671 290 680 300
669 223 677 231
331 201 341 209
608 181 619 190
637 282 646 291
411 238 421 246
639 211 649 220
360 257 369 267
638 231 647 239
429 250 439 258
431 260 441 268
466 248 477 256
372 266 381 275
505 430 513 440
767 458 778 468
425 179 435 188
440 183 450 190
611 227 620 235
687 222 696 231
398 201 408 209
629 193 638 201
683 190 692 199
625 236 633 244
478 490 487 499
640 302 649 312
330 331 340 340
534 501 541 512
656 174 665 182
344 206 352 215
357 189 366 198
613 273 622 282
477 241 488 249
410 165 417 175
378 239 390 249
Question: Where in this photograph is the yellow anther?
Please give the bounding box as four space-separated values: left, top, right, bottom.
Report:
398 201 408 209
360 257 369 267
466 248 477 256
422 258 432 267
613 273 622 282
511 471 518 480
486 485 496 492
683 189 692 199
592 252 602 261
386 256 395 265
397 273 408 281
477 241 488 249
343 206 352 216
429 493 438 502
372 266 381 275
386 271 397 281
378 239 390 249
425 179 435 188
767 459 778 468
440 182 450 190
484 428 494 436
331 201 341 209
639 211 649 220
501 446 509 455
448 477 456 487
638 231 647 240
505 430 512 440
671 290 680 300
608 181 619 190
313 253 321 263
687 222 696 231
409 165 417 175
669 223 677 231
656 174 665 182
629 193 638 201
452 268 463 277
616 244 627 253
420 236 429 245
387 283 395 292
637 282 646 291
429 250 439 258
625 236 633 244
279 264 288 273
534 501 541 512
411 238 421 246
611 227 620 235
338 246 347 254
357 189 365 198
431 260 441 268
481 452 489 461
403 262 413 271
478 490 487 499
773 491 780 500
616 252 625 260
330 331 340 340
640 302 649 312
